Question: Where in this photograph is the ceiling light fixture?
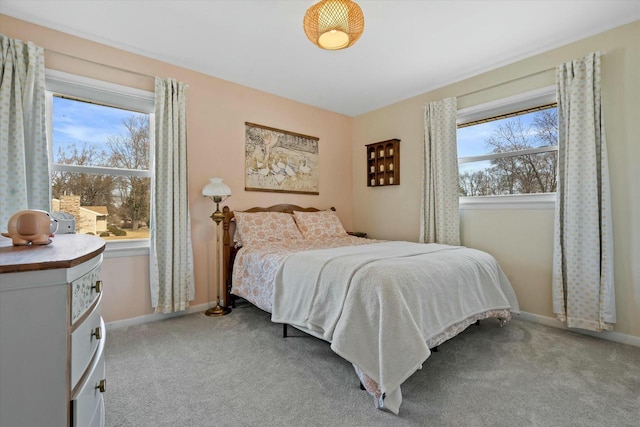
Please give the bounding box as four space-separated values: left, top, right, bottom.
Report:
303 0 365 50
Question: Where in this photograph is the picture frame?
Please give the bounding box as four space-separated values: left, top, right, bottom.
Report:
244 122 319 195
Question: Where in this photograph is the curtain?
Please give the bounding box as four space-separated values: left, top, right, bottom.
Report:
150 77 195 313
552 51 615 332
0 34 49 228
420 97 460 245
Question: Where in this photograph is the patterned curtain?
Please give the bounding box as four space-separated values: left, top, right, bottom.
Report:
0 35 49 228
420 97 460 245
552 52 615 332
150 77 195 313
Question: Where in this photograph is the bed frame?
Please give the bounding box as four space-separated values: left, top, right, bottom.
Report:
221 204 503 403
221 204 334 310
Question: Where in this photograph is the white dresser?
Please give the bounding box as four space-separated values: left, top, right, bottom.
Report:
0 234 107 427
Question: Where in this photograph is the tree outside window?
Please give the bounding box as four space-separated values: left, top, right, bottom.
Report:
457 106 558 197
51 96 151 240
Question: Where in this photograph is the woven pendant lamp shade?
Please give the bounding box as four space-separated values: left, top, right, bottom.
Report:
303 0 365 50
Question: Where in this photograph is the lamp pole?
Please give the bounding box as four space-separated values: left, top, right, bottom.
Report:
205 194 231 316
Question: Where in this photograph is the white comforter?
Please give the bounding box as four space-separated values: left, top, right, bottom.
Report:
271 241 519 414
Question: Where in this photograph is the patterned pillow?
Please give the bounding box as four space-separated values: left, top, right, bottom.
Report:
293 210 347 240
234 212 303 246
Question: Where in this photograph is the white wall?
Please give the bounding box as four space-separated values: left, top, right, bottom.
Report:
352 21 640 338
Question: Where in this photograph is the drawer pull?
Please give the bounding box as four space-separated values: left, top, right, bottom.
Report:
91 327 102 340
96 379 106 393
92 280 102 293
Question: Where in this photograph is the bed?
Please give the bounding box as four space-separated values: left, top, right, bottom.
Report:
221 204 519 414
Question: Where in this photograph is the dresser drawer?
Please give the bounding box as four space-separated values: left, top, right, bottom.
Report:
0 235 106 427
71 264 102 324
72 319 106 427
71 298 103 390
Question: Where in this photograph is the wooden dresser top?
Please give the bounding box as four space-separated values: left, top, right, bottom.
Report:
0 234 105 274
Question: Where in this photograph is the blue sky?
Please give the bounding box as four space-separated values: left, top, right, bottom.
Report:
457 119 509 175
52 96 145 163
457 109 555 175
457 111 538 158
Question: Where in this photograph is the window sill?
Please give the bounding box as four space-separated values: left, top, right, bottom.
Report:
104 239 149 258
459 193 555 210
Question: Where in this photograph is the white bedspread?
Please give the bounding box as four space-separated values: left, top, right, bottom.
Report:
271 241 519 414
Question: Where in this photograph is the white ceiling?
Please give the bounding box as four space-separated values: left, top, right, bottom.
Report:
2 1 639 116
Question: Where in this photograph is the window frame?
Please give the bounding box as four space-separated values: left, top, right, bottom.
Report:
457 85 557 210
45 70 155 257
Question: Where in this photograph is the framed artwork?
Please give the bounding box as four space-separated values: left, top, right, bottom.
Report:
244 122 319 195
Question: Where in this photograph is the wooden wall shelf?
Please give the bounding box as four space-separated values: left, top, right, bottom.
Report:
366 139 400 187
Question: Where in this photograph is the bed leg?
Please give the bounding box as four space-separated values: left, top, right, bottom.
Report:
430 346 438 352
498 318 506 328
475 320 480 326
283 323 288 338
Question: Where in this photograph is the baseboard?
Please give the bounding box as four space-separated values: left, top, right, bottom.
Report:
105 302 209 331
517 311 640 348
105 306 640 348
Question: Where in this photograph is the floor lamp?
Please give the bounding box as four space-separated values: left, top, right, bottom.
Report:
202 177 232 316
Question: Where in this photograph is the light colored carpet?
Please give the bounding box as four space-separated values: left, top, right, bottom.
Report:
105 303 640 427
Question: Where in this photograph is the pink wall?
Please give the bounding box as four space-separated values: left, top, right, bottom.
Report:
1 15 354 322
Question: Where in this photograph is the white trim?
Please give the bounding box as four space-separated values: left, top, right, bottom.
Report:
104 239 149 258
105 303 210 330
460 193 555 210
45 69 154 113
517 311 640 348
459 145 558 164
105 306 640 348
51 163 152 178
457 85 556 125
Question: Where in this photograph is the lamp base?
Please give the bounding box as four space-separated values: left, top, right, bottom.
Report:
205 303 231 316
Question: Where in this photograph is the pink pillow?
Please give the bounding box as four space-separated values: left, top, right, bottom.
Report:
293 210 347 240
234 212 303 246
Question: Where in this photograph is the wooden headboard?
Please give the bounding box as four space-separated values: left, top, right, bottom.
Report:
221 204 334 308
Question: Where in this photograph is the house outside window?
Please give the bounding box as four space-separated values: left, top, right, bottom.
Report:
457 86 557 209
45 70 154 254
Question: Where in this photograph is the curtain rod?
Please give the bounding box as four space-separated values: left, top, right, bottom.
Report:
458 66 555 99
45 48 156 80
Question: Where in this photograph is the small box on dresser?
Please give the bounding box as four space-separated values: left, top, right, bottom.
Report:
0 234 106 427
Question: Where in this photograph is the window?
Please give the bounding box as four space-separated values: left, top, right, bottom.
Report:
457 86 557 208
45 70 154 249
